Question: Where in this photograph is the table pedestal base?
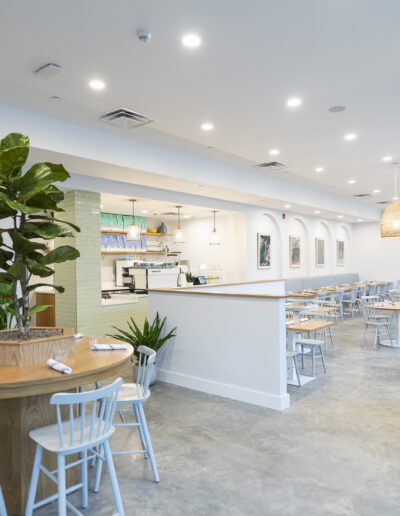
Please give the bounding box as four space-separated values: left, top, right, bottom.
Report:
0 393 77 516
378 339 400 348
288 374 315 387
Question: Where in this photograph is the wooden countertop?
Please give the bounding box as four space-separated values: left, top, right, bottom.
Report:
0 337 133 399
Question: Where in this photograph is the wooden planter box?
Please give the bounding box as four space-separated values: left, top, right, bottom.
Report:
0 327 75 366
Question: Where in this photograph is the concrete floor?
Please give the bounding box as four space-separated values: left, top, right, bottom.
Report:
37 316 400 516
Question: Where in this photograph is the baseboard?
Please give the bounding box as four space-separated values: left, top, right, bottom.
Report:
157 368 290 411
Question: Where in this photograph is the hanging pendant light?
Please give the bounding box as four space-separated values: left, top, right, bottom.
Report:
173 205 185 243
381 164 400 238
209 210 221 245
126 199 141 241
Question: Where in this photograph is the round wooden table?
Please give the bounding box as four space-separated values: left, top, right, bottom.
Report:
373 302 400 348
0 337 133 515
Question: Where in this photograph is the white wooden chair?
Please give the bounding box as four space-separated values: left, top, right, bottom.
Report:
295 333 327 377
94 345 160 490
25 377 124 516
361 303 393 349
0 487 7 516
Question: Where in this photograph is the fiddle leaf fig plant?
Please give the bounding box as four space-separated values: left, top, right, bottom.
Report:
0 132 80 339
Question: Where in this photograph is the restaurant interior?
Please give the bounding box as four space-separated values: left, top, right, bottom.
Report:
1 1 400 515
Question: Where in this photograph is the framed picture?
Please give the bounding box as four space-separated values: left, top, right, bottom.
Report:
289 236 301 268
257 233 271 268
315 238 325 267
337 239 345 266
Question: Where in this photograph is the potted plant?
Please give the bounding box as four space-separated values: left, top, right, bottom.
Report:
108 312 176 384
0 132 80 365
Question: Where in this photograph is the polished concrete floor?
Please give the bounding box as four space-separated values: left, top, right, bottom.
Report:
37 316 400 516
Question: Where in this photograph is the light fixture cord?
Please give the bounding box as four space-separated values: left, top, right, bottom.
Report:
213 211 216 230
396 166 398 199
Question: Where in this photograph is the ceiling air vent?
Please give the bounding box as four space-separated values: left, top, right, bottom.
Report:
255 161 287 170
353 193 371 198
159 212 177 217
377 200 389 204
98 108 153 129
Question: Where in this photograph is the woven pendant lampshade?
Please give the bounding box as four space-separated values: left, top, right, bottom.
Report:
380 199 400 238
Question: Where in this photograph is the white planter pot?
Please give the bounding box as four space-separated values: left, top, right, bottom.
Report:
133 361 158 386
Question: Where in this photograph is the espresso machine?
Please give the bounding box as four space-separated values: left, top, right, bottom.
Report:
121 266 135 292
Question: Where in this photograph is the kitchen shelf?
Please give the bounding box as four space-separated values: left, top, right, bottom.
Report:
101 229 173 236
101 250 181 255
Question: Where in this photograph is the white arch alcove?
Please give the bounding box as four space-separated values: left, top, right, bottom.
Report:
263 212 283 277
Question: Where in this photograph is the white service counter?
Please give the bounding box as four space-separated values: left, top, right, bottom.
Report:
149 280 289 411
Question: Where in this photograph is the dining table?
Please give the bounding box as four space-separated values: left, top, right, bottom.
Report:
286 318 333 386
0 336 133 515
372 302 400 348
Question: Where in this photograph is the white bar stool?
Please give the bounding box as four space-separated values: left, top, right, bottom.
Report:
94 345 160 489
25 377 124 516
0 487 7 516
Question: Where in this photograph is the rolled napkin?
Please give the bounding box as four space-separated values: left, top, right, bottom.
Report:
299 317 309 322
91 343 128 351
74 333 84 339
47 358 72 374
286 321 295 326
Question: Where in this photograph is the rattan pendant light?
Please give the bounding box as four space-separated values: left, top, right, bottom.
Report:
380 165 400 238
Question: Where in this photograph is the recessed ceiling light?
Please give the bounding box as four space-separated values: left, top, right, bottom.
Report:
89 79 105 90
344 133 358 141
338 215 344 218
314 210 320 214
284 204 291 209
141 209 148 214
100 204 104 209
286 97 302 108
348 179 356 184
315 167 324 173
269 149 280 156
201 122 214 131
182 34 201 48
373 189 381 194
357 219 363 222
183 214 191 219
382 156 393 162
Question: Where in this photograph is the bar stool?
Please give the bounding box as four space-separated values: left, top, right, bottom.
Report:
25 378 124 516
94 345 160 489
286 349 302 387
295 335 327 377
0 487 7 516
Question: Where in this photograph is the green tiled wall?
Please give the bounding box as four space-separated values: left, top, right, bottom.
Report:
55 190 148 335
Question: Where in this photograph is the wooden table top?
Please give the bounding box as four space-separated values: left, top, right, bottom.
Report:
306 306 338 313
372 302 400 312
286 292 316 299
286 319 334 332
0 337 133 399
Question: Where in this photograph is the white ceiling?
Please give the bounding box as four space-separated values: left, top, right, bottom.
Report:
100 193 233 219
1 0 400 206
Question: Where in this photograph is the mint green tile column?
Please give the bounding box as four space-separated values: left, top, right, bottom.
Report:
54 190 148 335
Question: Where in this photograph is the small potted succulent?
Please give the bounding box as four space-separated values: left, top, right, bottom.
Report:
108 312 176 384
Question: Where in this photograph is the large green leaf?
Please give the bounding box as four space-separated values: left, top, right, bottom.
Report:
0 194 42 214
40 245 79 265
28 304 51 315
22 222 72 240
15 162 69 201
9 231 47 254
27 214 80 232
0 133 29 177
0 199 17 218
27 283 65 294
26 259 54 277
0 249 14 268
0 272 13 283
7 261 24 280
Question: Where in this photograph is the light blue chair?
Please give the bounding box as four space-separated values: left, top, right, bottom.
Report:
25 378 124 516
94 345 160 488
0 487 7 516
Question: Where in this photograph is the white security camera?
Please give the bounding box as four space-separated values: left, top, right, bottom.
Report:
136 29 152 43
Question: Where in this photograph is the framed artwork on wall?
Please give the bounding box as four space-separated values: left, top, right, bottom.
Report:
337 239 345 266
289 235 301 268
315 238 325 267
257 233 271 268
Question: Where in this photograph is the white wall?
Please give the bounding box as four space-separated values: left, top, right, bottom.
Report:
245 209 353 281
177 213 246 283
352 222 400 281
